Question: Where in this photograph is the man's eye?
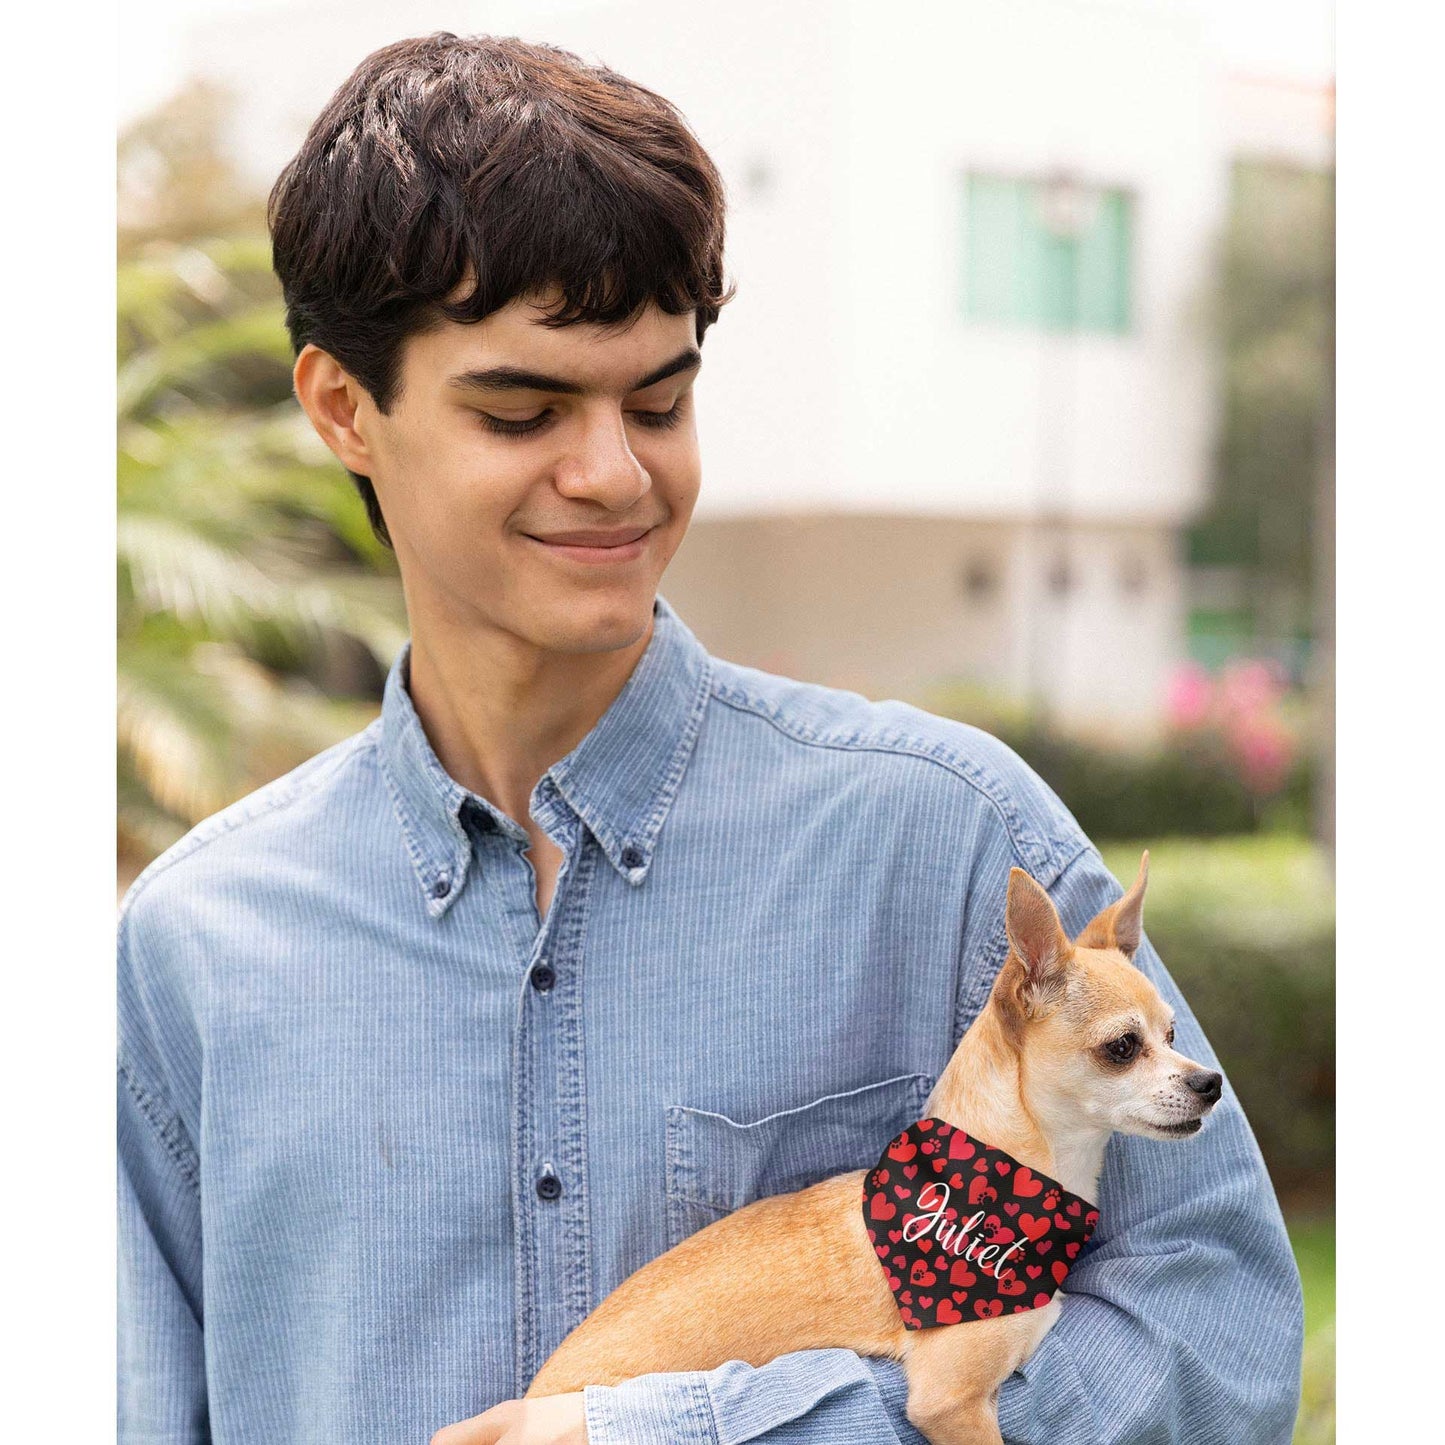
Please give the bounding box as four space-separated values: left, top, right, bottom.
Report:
629 400 683 430
479 410 551 437
1104 1032 1140 1062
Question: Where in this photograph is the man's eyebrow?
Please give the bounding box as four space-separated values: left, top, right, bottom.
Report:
446 346 702 397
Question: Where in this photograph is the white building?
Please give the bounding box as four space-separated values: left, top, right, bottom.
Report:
180 0 1290 737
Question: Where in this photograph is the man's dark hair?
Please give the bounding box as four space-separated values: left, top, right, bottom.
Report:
267 32 733 547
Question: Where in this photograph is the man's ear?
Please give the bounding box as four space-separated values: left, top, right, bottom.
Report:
1077 850 1149 959
1005 867 1072 1014
293 344 375 476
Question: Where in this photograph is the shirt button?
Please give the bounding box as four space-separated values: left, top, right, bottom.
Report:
430 873 451 898
531 963 556 992
621 845 644 869
536 1173 563 1201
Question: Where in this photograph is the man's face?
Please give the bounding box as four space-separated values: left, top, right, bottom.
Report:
356 290 703 656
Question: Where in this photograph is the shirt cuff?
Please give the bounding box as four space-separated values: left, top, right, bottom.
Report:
584 1370 718 1445
584 1348 924 1445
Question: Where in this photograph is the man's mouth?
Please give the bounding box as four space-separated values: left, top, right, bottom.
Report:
522 525 655 564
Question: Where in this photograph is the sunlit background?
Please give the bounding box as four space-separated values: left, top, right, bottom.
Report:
117 2 1334 1437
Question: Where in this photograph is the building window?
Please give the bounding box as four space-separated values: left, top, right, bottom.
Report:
1119 553 1149 594
961 557 998 601
962 171 1132 333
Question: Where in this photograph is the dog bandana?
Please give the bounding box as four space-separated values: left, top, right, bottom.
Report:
861 1116 1099 1329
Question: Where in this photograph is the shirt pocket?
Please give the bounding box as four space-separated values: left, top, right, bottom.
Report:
663 1071 936 1250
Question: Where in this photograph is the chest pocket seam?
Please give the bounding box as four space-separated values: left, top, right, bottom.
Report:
663 1070 936 1247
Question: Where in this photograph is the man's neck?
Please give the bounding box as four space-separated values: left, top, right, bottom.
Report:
404 606 654 831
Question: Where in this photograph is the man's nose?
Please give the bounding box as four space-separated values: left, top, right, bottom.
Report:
555 412 650 507
1184 1069 1222 1105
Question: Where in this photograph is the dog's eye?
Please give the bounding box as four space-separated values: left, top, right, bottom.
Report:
1165 1025 1175 1046
1104 1032 1140 1062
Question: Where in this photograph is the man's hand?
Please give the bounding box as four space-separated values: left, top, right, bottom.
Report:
430 1392 588 1445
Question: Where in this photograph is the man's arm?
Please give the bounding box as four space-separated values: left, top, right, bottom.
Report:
118 899 209 1445
118 1055 209 1443
583 845 1302 1445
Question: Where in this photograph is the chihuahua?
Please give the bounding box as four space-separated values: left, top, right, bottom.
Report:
524 853 1222 1443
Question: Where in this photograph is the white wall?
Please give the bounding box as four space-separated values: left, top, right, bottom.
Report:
183 0 1229 528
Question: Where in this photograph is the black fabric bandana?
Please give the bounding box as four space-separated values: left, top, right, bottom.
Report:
861 1116 1099 1329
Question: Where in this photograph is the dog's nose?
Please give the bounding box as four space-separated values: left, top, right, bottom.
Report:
1185 1070 1222 1104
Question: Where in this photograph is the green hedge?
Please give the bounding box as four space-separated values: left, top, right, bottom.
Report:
1097 839 1334 1197
1002 725 1312 838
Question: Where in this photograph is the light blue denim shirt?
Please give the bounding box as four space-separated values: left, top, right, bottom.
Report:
118 593 1303 1444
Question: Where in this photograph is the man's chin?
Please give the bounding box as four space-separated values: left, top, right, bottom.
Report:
514 586 658 656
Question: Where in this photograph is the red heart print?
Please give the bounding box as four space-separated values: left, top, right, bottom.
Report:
1011 1166 1044 1198
948 1132 976 1160
950 1260 978 1287
870 1195 897 1221
974 1299 1004 1319
995 1160 1012 1174
1067 1200 1082 1216
1018 1213 1050 1242
910 1261 937 1287
1026 1265 1042 1279
919 1295 935 1309
1033 1293 1052 1309
935 1298 963 1324
903 1165 918 1179
888 1138 917 1163
1003 1202 1020 1216
1066 1242 1080 1259
968 1176 997 1206
1052 1261 1069 1286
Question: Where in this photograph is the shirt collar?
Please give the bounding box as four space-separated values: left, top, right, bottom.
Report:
377 593 713 918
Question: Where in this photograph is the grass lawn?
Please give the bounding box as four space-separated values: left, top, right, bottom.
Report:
1289 1213 1335 1444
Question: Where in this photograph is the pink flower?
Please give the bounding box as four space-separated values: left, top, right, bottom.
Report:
1217 659 1286 724
1226 715 1296 796
1165 662 1214 732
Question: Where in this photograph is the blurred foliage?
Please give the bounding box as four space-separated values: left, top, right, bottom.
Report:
1189 158 1333 642
118 81 406 873
1288 1214 1335 1445
1098 837 1334 1199
928 680 1313 838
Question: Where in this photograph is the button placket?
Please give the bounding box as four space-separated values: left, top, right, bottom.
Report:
512 813 596 1380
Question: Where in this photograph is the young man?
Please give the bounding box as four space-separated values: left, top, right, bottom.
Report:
117 32 1303 1445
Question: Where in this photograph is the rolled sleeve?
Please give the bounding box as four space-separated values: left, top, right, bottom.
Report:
584 1348 930 1444
993 846 1305 1443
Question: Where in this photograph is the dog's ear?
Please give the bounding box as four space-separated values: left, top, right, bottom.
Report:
1077 850 1149 959
1005 867 1072 1015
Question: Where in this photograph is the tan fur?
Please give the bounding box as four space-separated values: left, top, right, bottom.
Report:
524 849 1216 1443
